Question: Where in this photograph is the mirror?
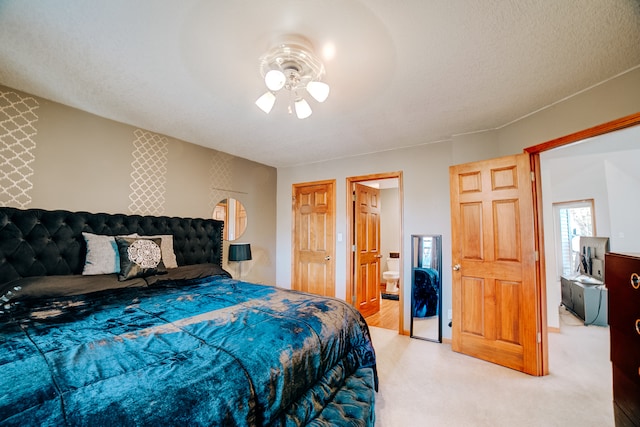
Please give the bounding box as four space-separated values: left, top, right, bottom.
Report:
410 234 442 342
213 198 247 241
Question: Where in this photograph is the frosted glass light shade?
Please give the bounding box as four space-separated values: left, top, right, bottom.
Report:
264 69 286 91
294 98 312 119
255 92 276 114
306 81 330 102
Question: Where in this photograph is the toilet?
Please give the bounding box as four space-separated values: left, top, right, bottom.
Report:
382 254 400 292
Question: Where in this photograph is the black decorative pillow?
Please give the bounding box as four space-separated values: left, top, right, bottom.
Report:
115 237 167 281
130 233 178 269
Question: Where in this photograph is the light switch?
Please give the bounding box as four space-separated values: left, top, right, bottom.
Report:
337 232 343 242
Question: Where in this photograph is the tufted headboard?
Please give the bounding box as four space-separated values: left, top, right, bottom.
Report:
0 207 224 285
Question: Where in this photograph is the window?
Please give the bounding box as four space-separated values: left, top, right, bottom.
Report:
552 200 595 277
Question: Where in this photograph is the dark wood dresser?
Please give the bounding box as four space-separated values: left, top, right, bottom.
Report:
606 252 640 426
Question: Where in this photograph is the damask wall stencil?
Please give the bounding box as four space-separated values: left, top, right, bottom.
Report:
209 150 233 210
0 90 39 208
128 129 168 215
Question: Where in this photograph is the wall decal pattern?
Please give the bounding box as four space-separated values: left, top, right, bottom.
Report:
0 91 39 208
209 150 233 210
128 129 168 215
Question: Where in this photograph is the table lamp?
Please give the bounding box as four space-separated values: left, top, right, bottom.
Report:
228 243 252 279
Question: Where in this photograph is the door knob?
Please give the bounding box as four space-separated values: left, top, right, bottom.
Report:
324 256 331 261
374 254 383 258
453 264 461 271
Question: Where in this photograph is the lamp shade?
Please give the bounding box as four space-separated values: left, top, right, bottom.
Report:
255 92 276 114
294 98 312 119
229 243 252 262
306 81 330 102
265 69 286 91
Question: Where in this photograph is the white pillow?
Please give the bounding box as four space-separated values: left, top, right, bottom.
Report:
131 234 178 269
82 232 120 275
82 232 139 275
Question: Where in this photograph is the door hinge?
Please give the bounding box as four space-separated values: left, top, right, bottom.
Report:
352 244 356 252
537 332 542 343
530 171 535 182
534 251 539 261
352 191 356 202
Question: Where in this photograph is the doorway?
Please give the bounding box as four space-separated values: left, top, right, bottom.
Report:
528 112 640 329
346 172 403 333
524 112 640 374
538 118 640 335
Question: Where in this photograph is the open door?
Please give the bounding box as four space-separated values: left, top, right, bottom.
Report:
354 183 381 318
450 153 544 375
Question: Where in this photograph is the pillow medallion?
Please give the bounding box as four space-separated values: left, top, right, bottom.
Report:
115 237 167 281
128 239 162 268
131 233 178 269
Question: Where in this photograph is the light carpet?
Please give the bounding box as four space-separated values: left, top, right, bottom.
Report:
370 308 612 426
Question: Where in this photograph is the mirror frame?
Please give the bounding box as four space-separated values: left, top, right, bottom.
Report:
410 234 442 343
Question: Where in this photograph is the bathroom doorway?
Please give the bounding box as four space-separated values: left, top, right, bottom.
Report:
346 172 403 333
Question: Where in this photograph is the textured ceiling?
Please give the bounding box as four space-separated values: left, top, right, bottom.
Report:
1 0 639 167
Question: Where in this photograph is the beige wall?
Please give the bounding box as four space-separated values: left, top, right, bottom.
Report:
277 142 453 336
276 67 640 339
497 68 640 155
451 129 499 164
0 84 277 285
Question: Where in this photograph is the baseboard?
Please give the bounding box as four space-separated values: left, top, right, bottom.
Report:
548 326 560 333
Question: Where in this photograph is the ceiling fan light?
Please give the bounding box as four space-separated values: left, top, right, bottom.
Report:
306 81 330 103
294 98 312 119
257 36 329 118
264 69 286 91
255 91 276 114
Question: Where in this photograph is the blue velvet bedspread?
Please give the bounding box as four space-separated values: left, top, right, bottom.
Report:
0 276 377 426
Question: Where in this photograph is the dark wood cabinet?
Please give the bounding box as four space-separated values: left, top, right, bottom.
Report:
606 253 640 426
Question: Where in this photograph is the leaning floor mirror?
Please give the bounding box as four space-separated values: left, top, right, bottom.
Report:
410 234 442 342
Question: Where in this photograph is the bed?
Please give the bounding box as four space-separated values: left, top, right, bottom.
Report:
0 207 377 426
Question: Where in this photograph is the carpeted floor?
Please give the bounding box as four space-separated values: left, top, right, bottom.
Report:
370 307 612 426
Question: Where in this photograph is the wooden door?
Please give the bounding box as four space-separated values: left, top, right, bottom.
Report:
354 183 381 318
450 154 543 375
292 180 335 297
